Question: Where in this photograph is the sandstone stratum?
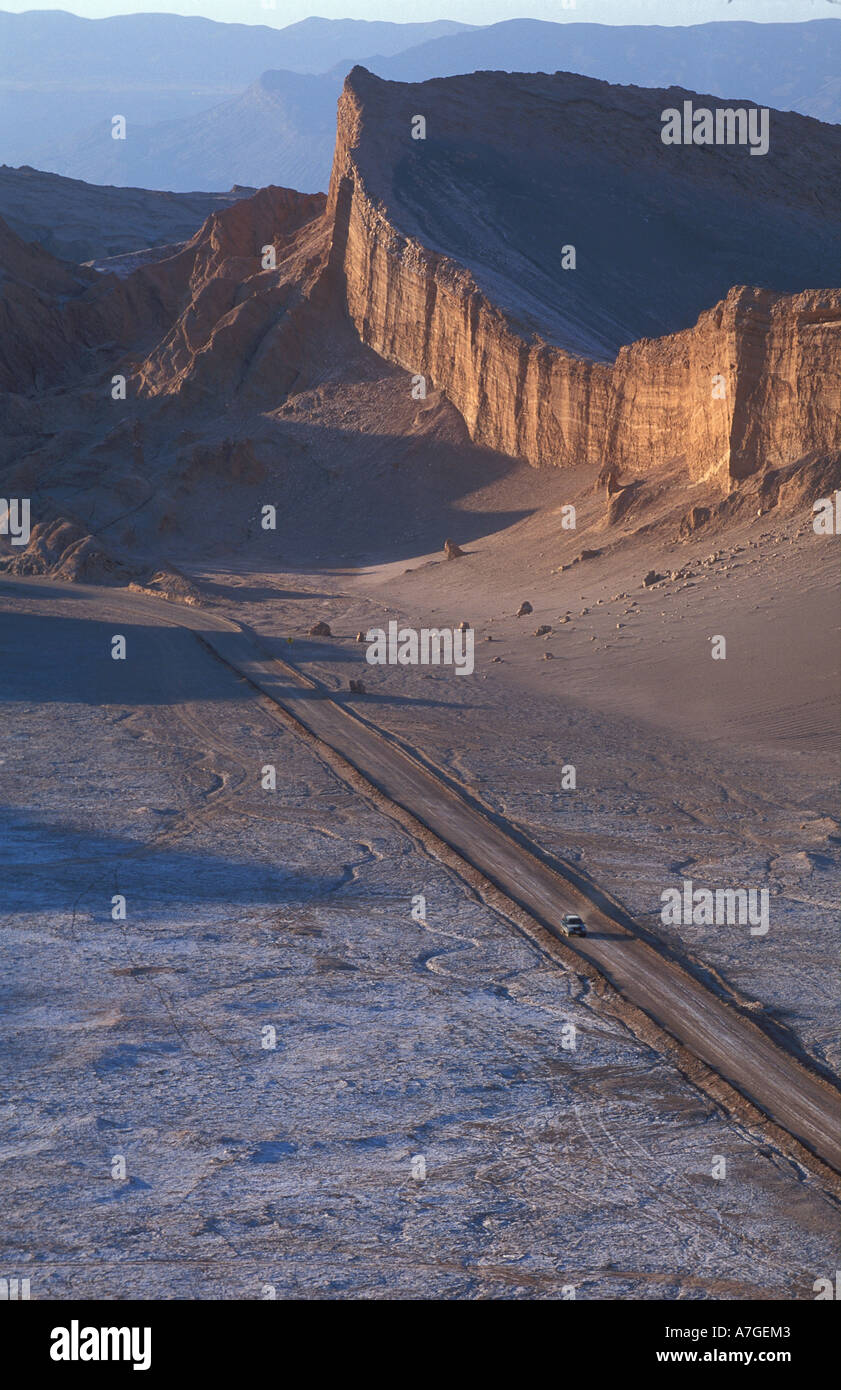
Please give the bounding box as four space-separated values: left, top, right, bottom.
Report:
326 68 840 485
1 66 839 576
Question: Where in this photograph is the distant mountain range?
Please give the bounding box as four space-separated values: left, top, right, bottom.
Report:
0 12 471 167
29 70 347 199
3 13 839 194
374 17 841 114
0 12 471 84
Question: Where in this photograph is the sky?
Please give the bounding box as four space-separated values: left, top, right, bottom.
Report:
2 2 839 28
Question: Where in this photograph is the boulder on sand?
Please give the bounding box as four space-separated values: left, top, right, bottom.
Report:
309 620 333 637
516 601 533 617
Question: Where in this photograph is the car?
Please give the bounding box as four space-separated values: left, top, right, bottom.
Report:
559 913 587 937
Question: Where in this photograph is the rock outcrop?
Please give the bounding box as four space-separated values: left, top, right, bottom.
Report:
325 68 841 485
2 65 838 589
0 514 200 601
134 184 328 400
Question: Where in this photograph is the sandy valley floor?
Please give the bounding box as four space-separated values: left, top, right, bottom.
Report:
2 460 839 1297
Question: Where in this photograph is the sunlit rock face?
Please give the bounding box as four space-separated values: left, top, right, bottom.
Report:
326 67 840 483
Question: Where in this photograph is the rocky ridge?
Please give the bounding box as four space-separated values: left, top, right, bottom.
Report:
1 66 839 592
325 68 840 485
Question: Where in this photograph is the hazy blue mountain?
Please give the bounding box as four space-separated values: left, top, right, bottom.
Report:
34 70 345 196
374 20 841 124
0 11 471 166
0 11 471 83
256 16 475 71
9 17 839 194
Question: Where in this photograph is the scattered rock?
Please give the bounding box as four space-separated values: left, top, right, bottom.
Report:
443 538 465 559
348 678 366 694
516 601 533 617
606 481 645 526
643 570 664 587
130 566 201 606
534 624 552 637
543 651 554 659
457 620 470 631
309 620 332 637
564 547 603 569
678 505 711 539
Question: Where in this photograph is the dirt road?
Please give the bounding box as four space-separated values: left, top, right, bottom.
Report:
4 575 839 1173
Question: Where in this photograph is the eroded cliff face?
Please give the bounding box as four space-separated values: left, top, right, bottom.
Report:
605 286 841 484
7 67 835 498
326 68 840 484
135 185 328 400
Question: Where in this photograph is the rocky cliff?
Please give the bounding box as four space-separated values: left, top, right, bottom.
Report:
135 184 327 400
325 67 841 483
4 66 838 514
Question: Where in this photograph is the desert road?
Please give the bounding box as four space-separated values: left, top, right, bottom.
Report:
3 575 840 1174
